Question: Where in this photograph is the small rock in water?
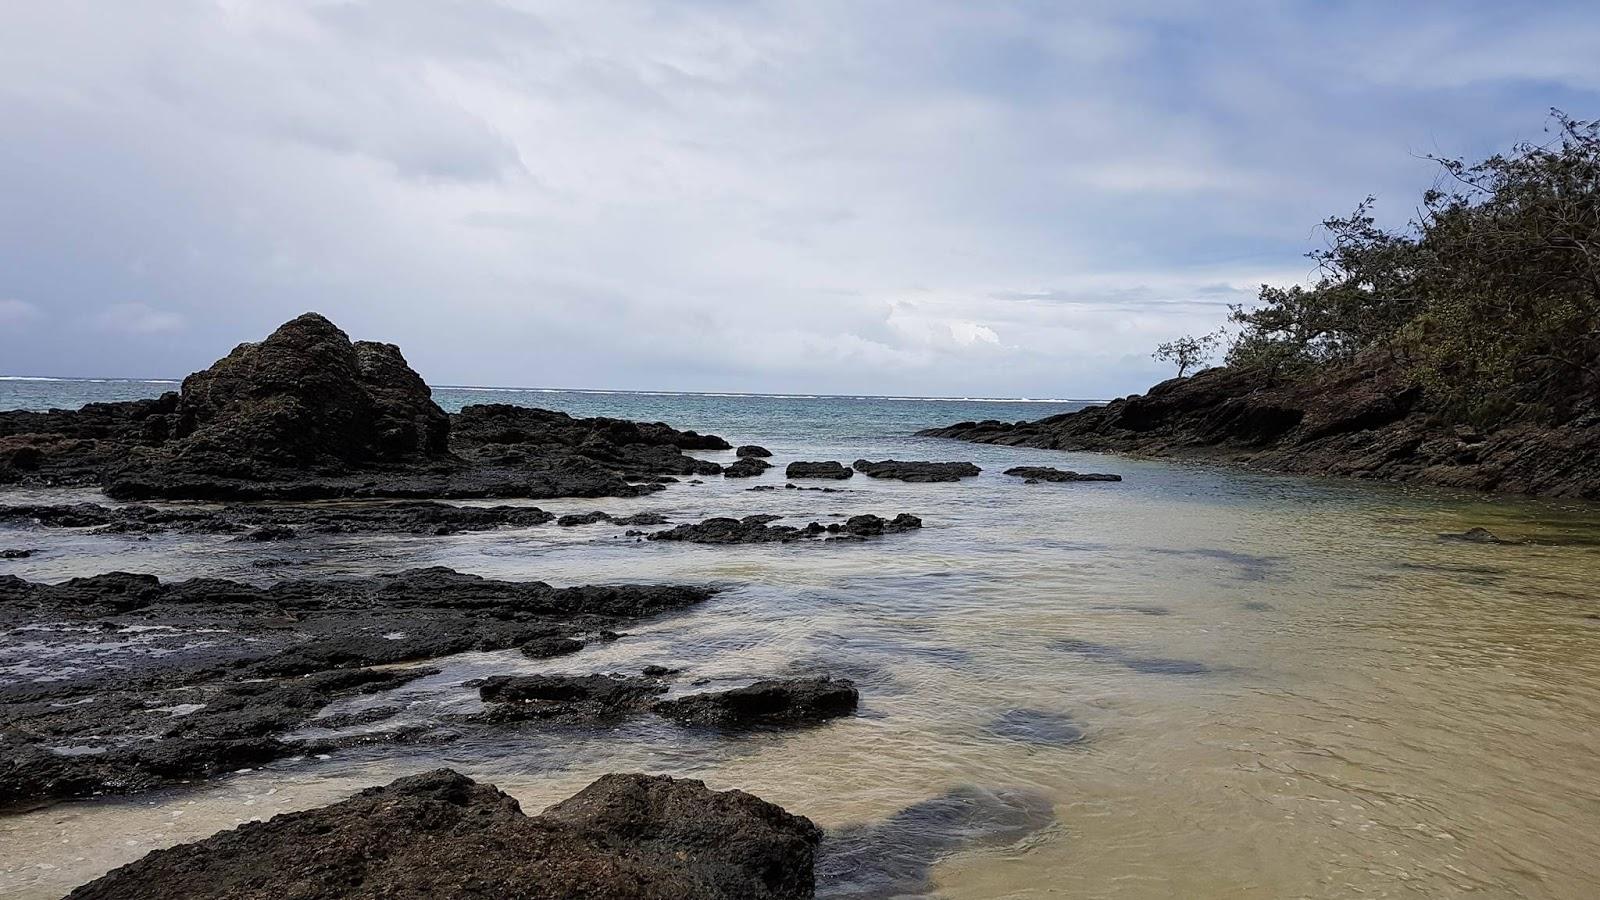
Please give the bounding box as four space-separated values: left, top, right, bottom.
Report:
785 461 854 480
852 459 981 482
519 636 585 659
1441 526 1519 544
653 677 859 728
723 457 773 478
736 445 773 458
0 548 36 559
1003 465 1121 483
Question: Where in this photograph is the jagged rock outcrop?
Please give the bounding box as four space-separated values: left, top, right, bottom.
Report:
67 769 823 900
0 314 738 501
921 357 1600 499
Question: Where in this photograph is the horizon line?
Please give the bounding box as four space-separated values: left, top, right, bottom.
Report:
0 375 1106 405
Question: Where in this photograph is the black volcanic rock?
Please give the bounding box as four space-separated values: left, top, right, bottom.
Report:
0 500 556 535
0 314 740 501
0 568 713 808
785 461 853 479
1003 466 1121 483
736 444 773 458
852 459 981 482
920 356 1600 500
653 677 859 728
724 456 774 478
103 314 451 498
646 513 921 544
475 673 668 723
67 769 822 900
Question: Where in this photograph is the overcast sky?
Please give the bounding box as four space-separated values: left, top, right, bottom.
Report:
2 1 1596 398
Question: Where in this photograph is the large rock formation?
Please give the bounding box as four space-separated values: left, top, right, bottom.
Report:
67 769 823 900
0 313 735 500
921 357 1600 499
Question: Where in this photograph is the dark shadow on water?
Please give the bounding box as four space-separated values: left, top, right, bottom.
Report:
816 785 1055 898
1148 547 1283 582
984 708 1086 746
1051 638 1212 675
1090 604 1171 616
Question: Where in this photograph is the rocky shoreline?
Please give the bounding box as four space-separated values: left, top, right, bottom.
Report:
920 359 1600 499
0 314 1052 897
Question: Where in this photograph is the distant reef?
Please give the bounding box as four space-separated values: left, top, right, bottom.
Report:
0 313 730 500
921 355 1600 500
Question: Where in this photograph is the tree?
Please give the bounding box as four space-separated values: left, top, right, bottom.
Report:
1153 331 1222 377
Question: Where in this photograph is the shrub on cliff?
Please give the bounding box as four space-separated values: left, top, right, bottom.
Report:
1224 110 1600 424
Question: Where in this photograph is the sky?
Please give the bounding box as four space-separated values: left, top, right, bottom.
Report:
2 2 1597 399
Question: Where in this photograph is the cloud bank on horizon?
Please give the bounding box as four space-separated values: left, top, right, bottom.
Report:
2 1 1597 398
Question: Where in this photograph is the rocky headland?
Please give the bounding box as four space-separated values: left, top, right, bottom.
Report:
922 357 1600 499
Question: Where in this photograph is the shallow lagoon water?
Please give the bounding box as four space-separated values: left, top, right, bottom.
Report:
3 384 1600 898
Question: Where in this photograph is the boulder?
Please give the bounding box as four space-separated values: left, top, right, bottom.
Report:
724 457 773 478
785 461 853 480
736 445 773 458
67 769 822 900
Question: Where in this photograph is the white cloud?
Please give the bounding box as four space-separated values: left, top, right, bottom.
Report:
0 1 1593 394
0 299 41 325
92 303 188 336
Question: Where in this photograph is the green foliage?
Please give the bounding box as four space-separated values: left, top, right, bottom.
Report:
1153 330 1222 377
1218 109 1600 423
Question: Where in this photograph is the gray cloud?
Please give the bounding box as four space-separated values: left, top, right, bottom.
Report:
1 1 1596 397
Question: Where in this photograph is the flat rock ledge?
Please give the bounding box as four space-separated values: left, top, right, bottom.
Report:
0 568 713 809
646 514 922 544
852 459 981 482
1003 466 1121 483
67 769 822 900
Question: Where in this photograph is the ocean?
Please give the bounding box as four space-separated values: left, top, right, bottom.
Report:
3 378 1600 899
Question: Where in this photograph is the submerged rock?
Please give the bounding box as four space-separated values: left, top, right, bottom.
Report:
67 769 822 900
1003 465 1121 483
786 461 854 479
1441 526 1521 544
0 568 714 808
737 444 774 458
654 677 859 728
0 548 34 559
555 511 669 528
851 459 981 482
724 456 774 478
816 784 1054 899
646 513 922 545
